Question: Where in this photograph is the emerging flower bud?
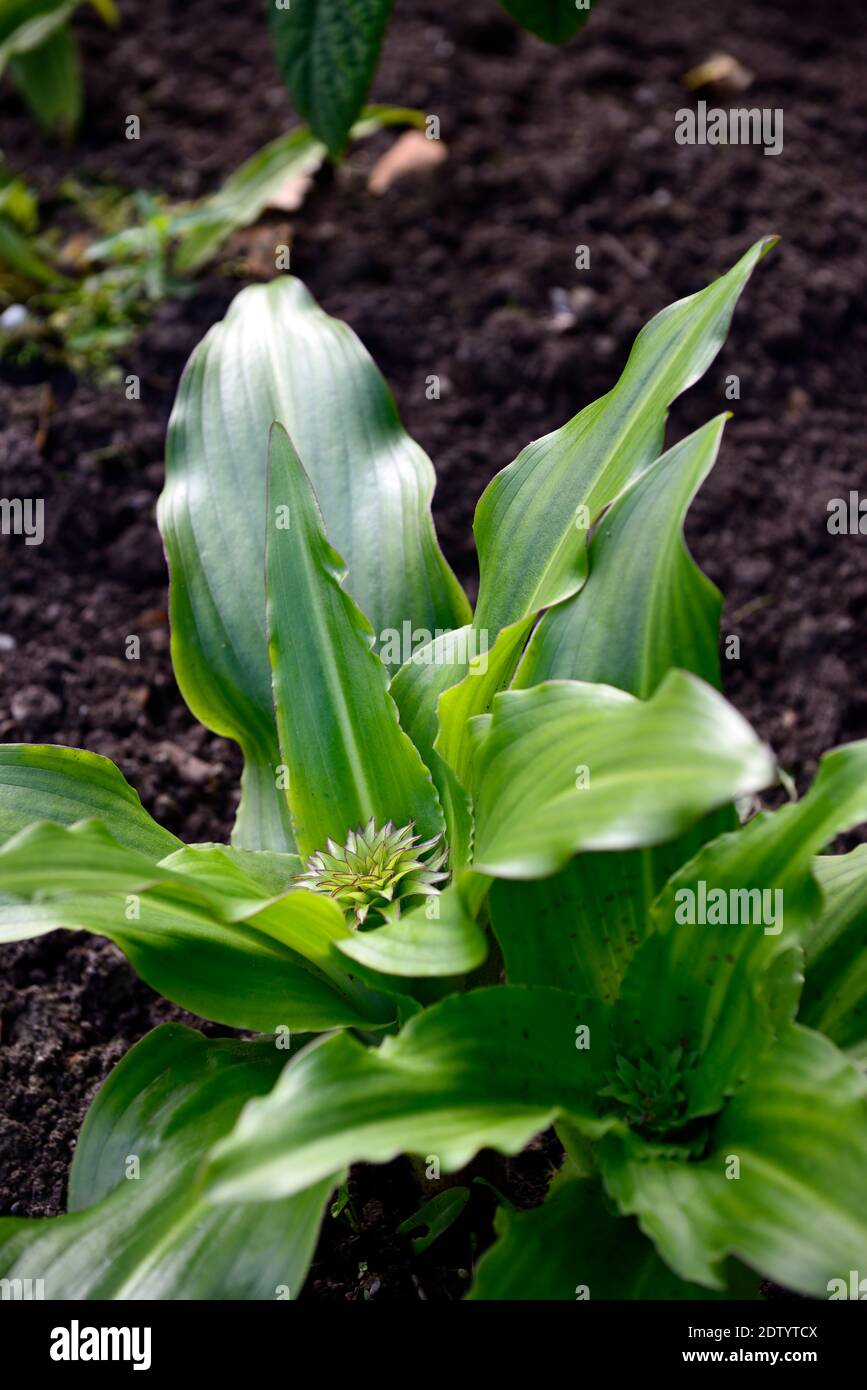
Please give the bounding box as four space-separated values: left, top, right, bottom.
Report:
296 818 448 927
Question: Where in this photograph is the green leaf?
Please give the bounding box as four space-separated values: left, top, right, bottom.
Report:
388 628 475 868
268 0 394 158
0 0 74 71
0 822 386 1032
335 876 488 978
160 274 468 851
801 847 867 1053
397 1187 469 1254
472 238 776 644
266 423 444 858
0 213 63 283
601 1025 867 1296
469 1169 756 1299
204 986 614 1204
499 420 735 1002
171 108 421 274
0 744 180 857
516 416 726 695
0 1024 337 1299
9 22 82 135
471 670 775 879
497 0 594 44
621 739 867 1117
434 616 537 789
172 124 327 273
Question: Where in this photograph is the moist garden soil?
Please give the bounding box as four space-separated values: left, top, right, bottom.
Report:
1 0 866 1299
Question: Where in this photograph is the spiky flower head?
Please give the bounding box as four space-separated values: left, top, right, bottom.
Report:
598 1045 697 1137
296 818 448 927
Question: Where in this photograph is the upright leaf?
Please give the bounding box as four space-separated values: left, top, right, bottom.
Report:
161 275 468 851
0 1025 337 1299
268 0 393 157
801 847 867 1053
516 415 726 694
497 417 734 1001
266 424 444 859
497 0 595 44
472 238 776 642
9 21 81 135
388 628 475 867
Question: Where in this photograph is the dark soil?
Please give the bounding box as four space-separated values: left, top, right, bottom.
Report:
1 0 866 1298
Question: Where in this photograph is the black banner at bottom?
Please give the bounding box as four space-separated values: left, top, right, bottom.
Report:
4 1296 864 1374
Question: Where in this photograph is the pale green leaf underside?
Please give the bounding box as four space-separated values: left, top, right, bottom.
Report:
171 106 422 274
266 423 444 858
160 274 467 851
336 878 487 977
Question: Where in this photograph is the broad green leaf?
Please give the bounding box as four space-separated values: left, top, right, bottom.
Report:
469 1168 757 1300
266 423 444 858
204 987 614 1204
0 818 197 898
472 238 776 643
470 671 775 879
601 1025 867 1296
0 887 383 1031
801 847 867 1052
499 419 735 1000
160 274 468 851
0 744 179 857
621 739 867 1117
9 22 81 134
178 842 302 897
0 828 385 1033
497 0 594 44
0 1024 337 1299
268 0 393 157
335 876 487 977
516 416 726 695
